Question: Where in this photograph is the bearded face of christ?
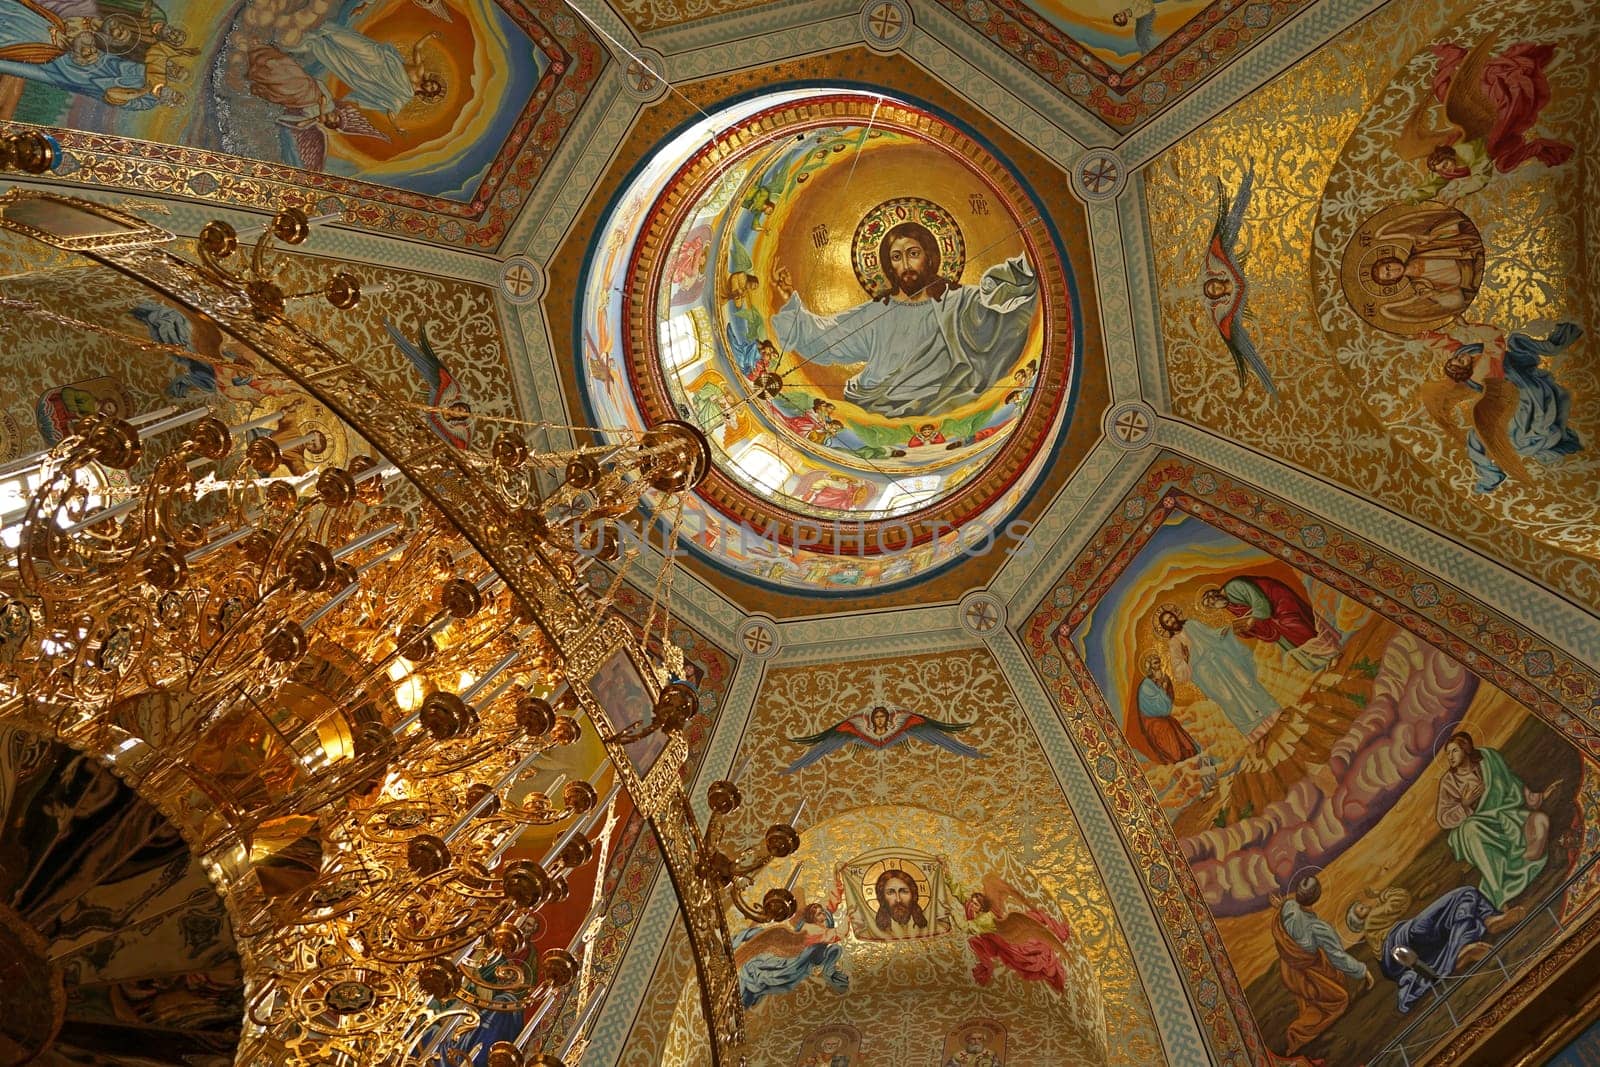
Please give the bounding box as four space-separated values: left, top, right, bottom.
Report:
872 865 929 933
882 875 915 922
889 236 927 292
877 222 943 298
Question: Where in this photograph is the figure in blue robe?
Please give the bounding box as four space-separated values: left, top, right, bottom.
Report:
734 904 849 1009
0 48 163 109
1464 322 1584 492
286 24 416 117
1379 885 1503 1013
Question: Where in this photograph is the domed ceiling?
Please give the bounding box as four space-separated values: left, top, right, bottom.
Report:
0 0 1595 1065
579 86 1078 592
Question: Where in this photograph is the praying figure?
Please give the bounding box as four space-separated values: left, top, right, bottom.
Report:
1436 731 1558 909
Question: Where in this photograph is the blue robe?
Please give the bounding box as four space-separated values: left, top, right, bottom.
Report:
735 916 849 1009
1379 885 1500 1012
0 49 156 108
1465 322 1584 492
287 24 413 115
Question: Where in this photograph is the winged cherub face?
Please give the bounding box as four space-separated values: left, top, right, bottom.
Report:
869 705 892 733
1203 277 1231 301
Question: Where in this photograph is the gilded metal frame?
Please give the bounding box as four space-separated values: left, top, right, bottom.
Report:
0 190 745 1063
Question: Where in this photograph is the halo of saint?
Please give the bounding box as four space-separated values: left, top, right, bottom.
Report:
851 197 967 297
1339 201 1486 335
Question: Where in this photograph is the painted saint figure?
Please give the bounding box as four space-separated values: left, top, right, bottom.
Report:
1133 653 1201 764
732 900 849 1009
1436 731 1558 909
1417 322 1584 492
770 220 1037 419
1156 604 1281 744
944 1028 1003 1067
798 1033 852 1067
1198 575 1343 670
1365 204 1485 324
1270 874 1372 1055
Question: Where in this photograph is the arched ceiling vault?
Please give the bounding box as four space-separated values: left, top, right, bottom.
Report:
0 0 1595 1063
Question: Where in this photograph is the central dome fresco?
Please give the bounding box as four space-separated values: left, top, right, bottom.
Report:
580 88 1078 593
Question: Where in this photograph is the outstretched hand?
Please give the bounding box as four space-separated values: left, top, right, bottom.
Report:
772 265 795 301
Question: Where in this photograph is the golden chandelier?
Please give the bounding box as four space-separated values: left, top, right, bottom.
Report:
0 134 793 1066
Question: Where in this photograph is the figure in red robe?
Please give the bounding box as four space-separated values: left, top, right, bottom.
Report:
1407 37 1575 184
956 874 1076 993
1200 575 1342 670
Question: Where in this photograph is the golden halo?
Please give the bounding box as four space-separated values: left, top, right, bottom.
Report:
1338 200 1484 336
851 197 966 297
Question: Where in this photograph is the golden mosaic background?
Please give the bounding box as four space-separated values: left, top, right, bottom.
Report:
1146 0 1600 612
622 649 1164 1065
0 228 516 467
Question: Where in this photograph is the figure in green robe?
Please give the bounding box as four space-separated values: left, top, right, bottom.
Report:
1436 731 1560 909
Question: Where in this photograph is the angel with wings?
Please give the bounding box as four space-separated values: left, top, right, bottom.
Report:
277 103 393 175
948 871 1076 994
1400 35 1575 203
1416 321 1584 493
1201 162 1277 399
384 319 472 449
784 704 985 773
731 882 849 1010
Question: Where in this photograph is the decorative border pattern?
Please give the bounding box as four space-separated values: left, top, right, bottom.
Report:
1022 453 1600 1064
928 0 1316 131
531 583 735 1054
4 0 603 251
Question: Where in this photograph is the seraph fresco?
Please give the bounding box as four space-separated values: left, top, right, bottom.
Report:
1067 504 1589 1064
784 704 985 772
1201 161 1277 398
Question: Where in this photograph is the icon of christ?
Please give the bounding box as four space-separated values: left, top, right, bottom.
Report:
770 218 1038 420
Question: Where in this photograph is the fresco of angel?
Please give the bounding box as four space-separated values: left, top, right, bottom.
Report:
1201 161 1277 399
1416 321 1584 492
1399 35 1575 203
783 704 985 773
947 872 1076 994
129 300 289 403
275 102 393 174
731 884 848 1010
384 319 472 450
